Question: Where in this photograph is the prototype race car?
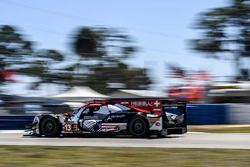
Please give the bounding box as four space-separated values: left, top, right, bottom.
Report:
24 98 187 137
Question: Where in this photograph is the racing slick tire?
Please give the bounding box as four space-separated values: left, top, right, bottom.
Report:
39 116 61 137
128 115 149 138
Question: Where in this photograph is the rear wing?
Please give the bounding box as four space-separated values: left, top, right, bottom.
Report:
162 99 187 115
162 99 187 128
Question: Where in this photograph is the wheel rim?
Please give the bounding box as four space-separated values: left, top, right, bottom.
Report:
132 119 145 135
44 120 55 134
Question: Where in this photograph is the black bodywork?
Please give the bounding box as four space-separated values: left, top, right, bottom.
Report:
24 98 187 137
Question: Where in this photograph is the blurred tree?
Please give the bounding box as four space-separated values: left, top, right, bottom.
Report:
0 25 33 89
0 25 72 90
0 25 152 94
86 63 152 94
72 27 152 93
73 27 102 59
0 25 33 70
73 27 136 61
17 49 73 89
191 0 250 80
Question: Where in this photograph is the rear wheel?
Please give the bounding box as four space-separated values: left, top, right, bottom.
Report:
128 115 149 137
39 116 61 137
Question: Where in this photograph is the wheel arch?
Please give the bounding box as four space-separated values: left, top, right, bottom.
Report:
39 115 62 136
127 114 150 137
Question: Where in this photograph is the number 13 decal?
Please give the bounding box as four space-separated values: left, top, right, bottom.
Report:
64 124 71 132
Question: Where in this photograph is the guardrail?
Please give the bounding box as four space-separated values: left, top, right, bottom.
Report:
0 115 34 130
183 104 250 124
187 104 229 125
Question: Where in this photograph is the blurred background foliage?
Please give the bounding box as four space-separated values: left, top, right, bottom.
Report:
0 25 152 93
191 0 250 81
1 0 250 95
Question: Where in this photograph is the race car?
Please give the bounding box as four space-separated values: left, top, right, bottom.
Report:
24 98 187 137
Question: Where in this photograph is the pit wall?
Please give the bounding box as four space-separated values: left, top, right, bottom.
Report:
186 104 250 125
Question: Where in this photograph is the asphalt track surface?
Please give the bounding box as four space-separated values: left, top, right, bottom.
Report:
0 131 250 149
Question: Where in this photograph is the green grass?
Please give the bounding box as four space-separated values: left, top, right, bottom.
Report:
0 146 250 167
188 125 250 133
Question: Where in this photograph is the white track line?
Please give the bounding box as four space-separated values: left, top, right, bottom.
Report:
0 130 24 134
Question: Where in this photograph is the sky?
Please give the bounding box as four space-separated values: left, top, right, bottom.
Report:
0 0 233 95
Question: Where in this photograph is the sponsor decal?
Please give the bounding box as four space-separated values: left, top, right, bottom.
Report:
120 101 129 105
72 124 78 130
131 101 152 107
101 125 120 132
83 120 102 133
64 123 79 132
155 121 161 126
128 100 162 108
64 123 72 132
110 115 126 119
149 118 160 122
154 100 160 108
149 118 161 127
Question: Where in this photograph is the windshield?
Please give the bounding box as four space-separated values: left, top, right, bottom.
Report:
114 104 130 111
72 107 84 115
72 104 130 116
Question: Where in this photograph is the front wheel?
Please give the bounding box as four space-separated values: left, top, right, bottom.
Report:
128 115 149 138
39 116 61 137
